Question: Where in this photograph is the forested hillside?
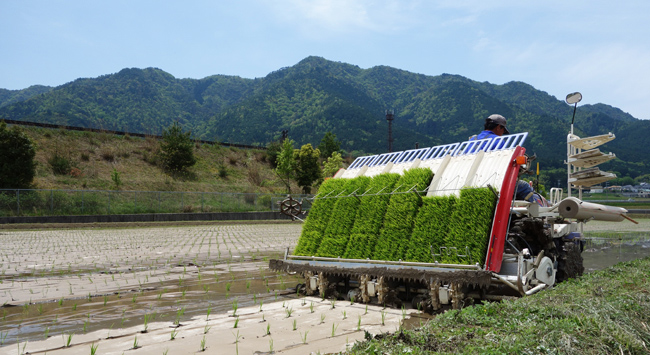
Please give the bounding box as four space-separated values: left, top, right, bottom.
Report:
2 56 649 186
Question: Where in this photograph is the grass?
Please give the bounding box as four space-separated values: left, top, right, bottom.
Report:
348 256 650 354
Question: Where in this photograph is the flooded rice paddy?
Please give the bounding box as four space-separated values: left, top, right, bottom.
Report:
0 219 648 353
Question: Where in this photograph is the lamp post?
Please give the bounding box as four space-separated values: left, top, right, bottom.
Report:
386 110 394 153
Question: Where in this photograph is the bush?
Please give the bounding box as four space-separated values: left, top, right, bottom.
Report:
373 168 434 261
0 122 36 188
48 154 72 175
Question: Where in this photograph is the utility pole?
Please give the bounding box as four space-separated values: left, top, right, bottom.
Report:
386 110 394 152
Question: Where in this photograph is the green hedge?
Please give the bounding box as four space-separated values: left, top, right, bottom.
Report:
343 173 401 259
403 195 458 262
316 176 371 257
372 168 434 261
293 178 348 256
443 187 497 264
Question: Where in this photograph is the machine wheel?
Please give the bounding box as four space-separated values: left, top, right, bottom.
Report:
508 216 584 285
555 240 584 282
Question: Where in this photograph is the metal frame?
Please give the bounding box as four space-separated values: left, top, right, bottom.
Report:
346 133 528 171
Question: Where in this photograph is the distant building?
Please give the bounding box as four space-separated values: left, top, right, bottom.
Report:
590 186 604 194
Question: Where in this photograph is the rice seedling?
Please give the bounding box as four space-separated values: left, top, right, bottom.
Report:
292 318 297 330
300 330 309 344
63 333 73 348
285 306 293 318
232 330 242 355
206 304 212 320
381 310 386 325
374 168 434 261
199 336 206 351
173 307 185 326
266 323 271 335
331 322 339 337
342 310 347 320
269 338 274 353
142 313 152 333
310 301 315 313
233 317 239 328
204 324 211 334
357 315 362 331
90 342 99 355
232 298 239 316
132 335 140 349
43 327 49 339
170 328 178 340
17 341 27 355
320 314 326 324
331 298 336 309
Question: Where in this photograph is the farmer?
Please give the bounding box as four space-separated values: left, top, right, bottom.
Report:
471 114 537 203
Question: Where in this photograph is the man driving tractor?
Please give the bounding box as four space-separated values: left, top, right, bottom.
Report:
471 114 541 204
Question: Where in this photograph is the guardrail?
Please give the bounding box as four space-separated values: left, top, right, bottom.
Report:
0 189 313 217
2 118 265 150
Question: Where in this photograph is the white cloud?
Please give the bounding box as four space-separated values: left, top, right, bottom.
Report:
264 0 425 37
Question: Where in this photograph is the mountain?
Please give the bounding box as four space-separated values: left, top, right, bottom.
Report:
0 85 53 108
1 56 649 184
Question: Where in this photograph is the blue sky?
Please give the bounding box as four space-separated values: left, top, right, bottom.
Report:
1 1 649 119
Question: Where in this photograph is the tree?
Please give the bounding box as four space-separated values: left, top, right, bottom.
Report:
266 140 282 168
318 131 341 159
275 139 296 193
294 143 322 194
0 121 36 189
322 151 344 178
159 121 196 173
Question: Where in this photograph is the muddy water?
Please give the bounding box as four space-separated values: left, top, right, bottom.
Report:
0 268 302 347
582 235 650 272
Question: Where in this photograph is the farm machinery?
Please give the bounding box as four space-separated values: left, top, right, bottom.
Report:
270 95 632 312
